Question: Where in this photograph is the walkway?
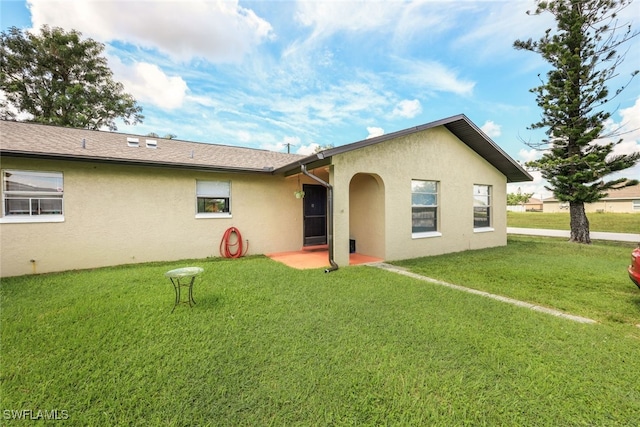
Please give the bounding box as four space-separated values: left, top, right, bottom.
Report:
508 227 640 243
370 262 597 324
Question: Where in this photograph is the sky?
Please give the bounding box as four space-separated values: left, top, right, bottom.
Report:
1 0 639 199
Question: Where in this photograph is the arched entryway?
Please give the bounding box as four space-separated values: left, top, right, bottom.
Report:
348 173 385 260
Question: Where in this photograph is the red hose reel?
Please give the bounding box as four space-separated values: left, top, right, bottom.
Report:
219 227 248 258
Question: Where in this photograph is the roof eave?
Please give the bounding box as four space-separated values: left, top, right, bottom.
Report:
441 115 532 183
0 150 276 174
275 114 533 182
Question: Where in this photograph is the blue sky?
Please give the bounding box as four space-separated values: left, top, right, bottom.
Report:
2 0 639 198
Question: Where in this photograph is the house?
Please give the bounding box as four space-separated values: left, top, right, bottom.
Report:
543 184 640 213
0 115 532 277
525 197 543 212
506 197 542 212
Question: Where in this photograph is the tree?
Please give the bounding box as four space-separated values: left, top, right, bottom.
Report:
1 25 143 131
313 143 334 154
147 132 177 139
507 191 534 206
514 0 639 243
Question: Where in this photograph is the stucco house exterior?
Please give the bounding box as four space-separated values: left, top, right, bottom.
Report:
543 183 640 213
1 115 532 277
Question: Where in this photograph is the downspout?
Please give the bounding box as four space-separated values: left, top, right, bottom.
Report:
301 164 339 273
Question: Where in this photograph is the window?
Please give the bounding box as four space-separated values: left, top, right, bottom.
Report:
196 180 230 217
412 180 440 237
633 200 640 211
2 170 64 222
473 184 491 229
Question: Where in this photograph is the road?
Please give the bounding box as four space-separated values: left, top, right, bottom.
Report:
507 227 640 243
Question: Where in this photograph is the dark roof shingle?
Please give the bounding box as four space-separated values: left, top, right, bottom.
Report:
0 120 304 173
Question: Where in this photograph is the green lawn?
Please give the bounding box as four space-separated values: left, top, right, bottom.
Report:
507 211 640 233
2 238 640 425
393 236 640 327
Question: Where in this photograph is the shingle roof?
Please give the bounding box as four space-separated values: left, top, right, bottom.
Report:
277 114 533 183
1 115 534 182
0 120 304 173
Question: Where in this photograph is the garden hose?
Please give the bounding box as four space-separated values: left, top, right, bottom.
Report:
220 227 248 258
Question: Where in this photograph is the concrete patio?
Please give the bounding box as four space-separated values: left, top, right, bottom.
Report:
267 245 382 269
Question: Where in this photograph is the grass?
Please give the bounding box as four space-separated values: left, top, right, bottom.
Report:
507 211 640 233
393 236 640 328
1 240 640 426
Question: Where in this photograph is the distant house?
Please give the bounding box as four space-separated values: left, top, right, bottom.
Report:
506 197 543 212
543 183 640 213
0 115 532 277
524 197 543 212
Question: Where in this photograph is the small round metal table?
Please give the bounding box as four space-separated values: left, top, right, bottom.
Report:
164 267 204 312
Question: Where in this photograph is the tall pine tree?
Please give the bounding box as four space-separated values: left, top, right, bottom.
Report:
514 0 639 243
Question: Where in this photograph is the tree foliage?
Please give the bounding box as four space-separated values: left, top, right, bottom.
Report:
514 0 639 243
0 25 143 131
147 132 177 140
313 144 334 154
507 192 534 206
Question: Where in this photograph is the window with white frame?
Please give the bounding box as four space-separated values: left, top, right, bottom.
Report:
633 200 640 211
196 180 230 216
2 170 64 220
412 180 439 235
473 184 491 229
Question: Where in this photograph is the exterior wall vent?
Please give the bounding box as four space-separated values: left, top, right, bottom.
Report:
127 137 140 147
146 139 157 149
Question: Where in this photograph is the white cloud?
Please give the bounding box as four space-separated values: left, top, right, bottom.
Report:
507 170 551 199
511 96 640 198
109 58 188 110
605 96 640 182
27 0 273 62
518 148 540 163
122 62 188 110
295 1 396 38
237 130 252 143
366 127 385 139
296 143 319 155
452 1 555 63
392 99 421 118
480 120 501 138
397 59 475 96
615 97 640 154
256 76 391 137
294 0 469 49
260 136 302 153
393 1 464 44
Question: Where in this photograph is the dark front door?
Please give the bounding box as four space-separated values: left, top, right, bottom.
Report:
303 184 327 246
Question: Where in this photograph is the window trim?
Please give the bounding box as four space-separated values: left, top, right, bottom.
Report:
412 231 443 239
473 226 495 233
411 179 439 238
195 180 232 219
1 169 65 224
473 184 492 231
